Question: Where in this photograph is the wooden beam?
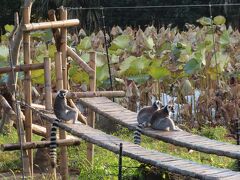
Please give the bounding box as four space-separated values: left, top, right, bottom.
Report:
1 139 81 151
66 91 126 98
22 19 79 31
87 51 96 165
67 46 94 75
0 63 44 74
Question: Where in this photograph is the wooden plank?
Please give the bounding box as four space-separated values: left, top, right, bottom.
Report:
79 97 240 160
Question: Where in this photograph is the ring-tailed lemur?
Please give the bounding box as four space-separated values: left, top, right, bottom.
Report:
50 89 78 168
133 100 163 144
134 104 181 145
150 105 182 131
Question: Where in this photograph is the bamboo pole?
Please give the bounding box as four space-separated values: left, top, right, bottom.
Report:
23 6 33 176
59 7 69 180
87 51 96 164
67 46 94 75
55 52 63 89
65 91 126 98
53 51 63 179
0 63 44 74
44 57 52 140
1 139 81 151
55 51 68 180
60 7 68 89
22 19 79 31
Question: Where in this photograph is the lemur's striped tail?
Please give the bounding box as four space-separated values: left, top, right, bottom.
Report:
133 123 145 145
49 118 60 168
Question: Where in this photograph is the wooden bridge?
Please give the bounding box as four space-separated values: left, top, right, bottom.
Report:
79 97 240 160
29 109 240 180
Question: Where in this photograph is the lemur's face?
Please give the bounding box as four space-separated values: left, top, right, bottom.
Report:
57 89 68 98
167 105 175 114
154 100 163 109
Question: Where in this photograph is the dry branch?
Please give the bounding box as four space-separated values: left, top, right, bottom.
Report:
0 95 16 132
67 47 94 75
1 138 81 151
22 19 79 31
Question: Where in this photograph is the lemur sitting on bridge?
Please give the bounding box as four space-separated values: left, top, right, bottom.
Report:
134 103 182 145
133 100 163 144
50 89 78 168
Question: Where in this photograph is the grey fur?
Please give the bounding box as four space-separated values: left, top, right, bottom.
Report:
137 100 163 125
134 100 163 144
150 105 182 131
54 89 78 123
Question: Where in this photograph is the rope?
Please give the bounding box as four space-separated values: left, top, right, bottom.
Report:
65 3 240 10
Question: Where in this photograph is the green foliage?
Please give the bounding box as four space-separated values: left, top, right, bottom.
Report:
32 69 45 84
198 126 229 141
219 30 230 47
68 65 89 84
119 56 150 76
213 16 226 25
184 58 202 74
48 44 57 59
149 66 170 80
30 30 53 42
4 24 14 33
0 45 9 63
109 35 132 51
197 17 212 26
77 37 91 50
68 15 235 88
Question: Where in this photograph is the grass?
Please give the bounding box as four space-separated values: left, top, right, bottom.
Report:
0 126 238 179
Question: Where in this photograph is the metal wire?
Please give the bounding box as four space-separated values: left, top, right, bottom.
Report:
100 7 114 95
66 3 240 10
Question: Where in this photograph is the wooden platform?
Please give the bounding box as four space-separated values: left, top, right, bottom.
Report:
79 97 240 160
50 120 240 180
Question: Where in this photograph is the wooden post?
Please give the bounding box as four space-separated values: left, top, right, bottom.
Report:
87 51 96 164
23 6 33 176
55 52 64 89
44 57 52 139
60 7 68 90
55 51 69 179
59 7 69 180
